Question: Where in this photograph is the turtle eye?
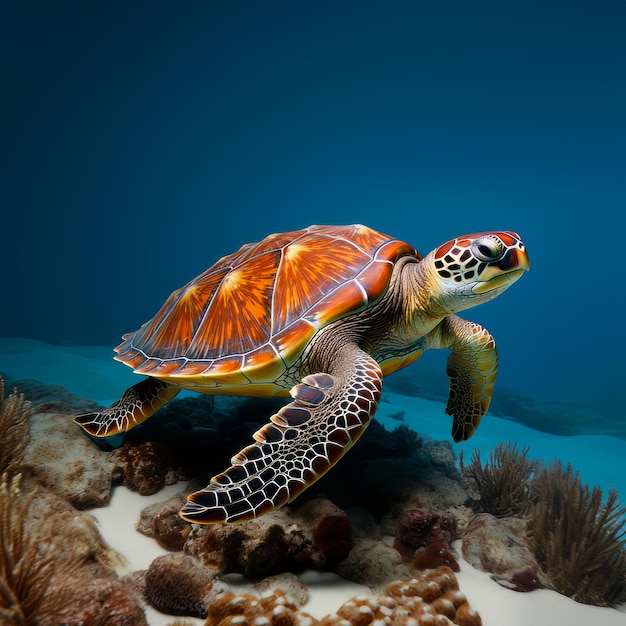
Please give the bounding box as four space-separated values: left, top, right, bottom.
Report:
471 236 505 263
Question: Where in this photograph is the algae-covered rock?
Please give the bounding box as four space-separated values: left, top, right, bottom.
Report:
462 513 547 592
22 412 116 508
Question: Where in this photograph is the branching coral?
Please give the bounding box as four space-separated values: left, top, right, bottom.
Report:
460 441 536 518
0 474 80 624
0 377 32 476
0 474 144 625
527 461 626 607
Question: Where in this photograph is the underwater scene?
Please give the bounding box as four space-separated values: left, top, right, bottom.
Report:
3 1 626 625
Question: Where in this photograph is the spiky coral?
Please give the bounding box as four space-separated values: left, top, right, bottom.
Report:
0 475 79 624
462 442 626 606
0 474 146 625
0 377 32 476
460 441 536 518
527 461 626 607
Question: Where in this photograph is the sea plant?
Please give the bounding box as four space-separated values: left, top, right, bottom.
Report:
527 461 626 607
0 475 77 624
0 377 31 476
460 441 536 518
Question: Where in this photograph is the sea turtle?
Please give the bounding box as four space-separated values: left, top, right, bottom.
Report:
75 224 529 524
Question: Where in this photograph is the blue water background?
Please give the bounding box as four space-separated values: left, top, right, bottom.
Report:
3 1 625 431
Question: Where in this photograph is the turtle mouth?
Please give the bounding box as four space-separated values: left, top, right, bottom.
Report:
472 268 526 294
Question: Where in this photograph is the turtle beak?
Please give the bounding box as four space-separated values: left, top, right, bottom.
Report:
513 248 531 272
472 247 530 294
498 247 530 273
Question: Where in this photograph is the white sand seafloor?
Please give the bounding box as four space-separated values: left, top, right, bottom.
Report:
1 337 625 625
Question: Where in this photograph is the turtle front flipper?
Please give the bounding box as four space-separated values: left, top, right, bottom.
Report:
433 314 498 442
180 347 383 524
74 378 180 437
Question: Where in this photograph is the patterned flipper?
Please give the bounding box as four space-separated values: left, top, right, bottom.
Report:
74 378 180 436
441 315 498 442
180 348 383 524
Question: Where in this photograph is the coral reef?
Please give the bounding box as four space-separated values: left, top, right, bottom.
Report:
0 376 32 476
527 461 626 607
460 442 535 518
165 496 353 581
412 542 460 572
0 474 70 625
294 497 353 567
393 507 460 573
204 588 315 626
7 376 626 620
254 573 311 607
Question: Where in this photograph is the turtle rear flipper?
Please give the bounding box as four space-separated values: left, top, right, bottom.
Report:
74 378 180 437
180 346 382 524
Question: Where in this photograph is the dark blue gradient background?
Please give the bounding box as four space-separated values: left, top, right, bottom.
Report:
3 1 625 419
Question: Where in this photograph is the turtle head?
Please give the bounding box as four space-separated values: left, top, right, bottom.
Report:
425 231 530 314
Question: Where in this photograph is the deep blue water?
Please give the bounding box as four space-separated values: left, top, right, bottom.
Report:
3 1 625 431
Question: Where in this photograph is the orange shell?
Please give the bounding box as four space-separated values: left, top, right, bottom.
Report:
115 224 419 383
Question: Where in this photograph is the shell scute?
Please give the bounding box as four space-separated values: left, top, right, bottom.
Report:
203 356 248 385
304 278 369 326
271 319 317 363
272 232 373 331
186 250 277 359
243 344 286 383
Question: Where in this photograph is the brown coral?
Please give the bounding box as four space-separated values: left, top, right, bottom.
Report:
324 567 481 626
143 553 216 618
0 474 80 625
0 474 146 625
527 461 626 606
205 588 315 626
0 377 32 476
460 441 535 518
115 440 175 495
203 567 480 626
396 508 458 550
